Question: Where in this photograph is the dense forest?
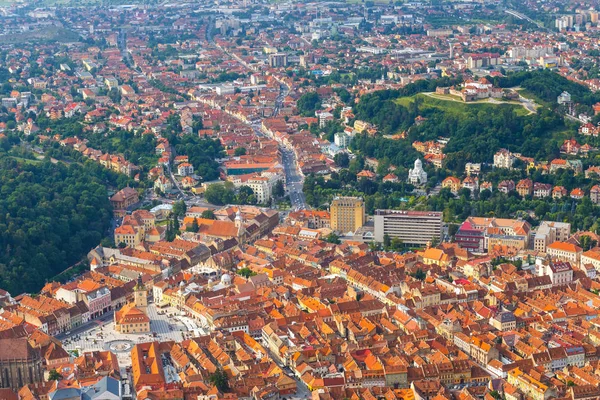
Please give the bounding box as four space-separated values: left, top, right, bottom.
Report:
352 99 564 172
414 106 564 168
490 69 600 107
0 156 113 294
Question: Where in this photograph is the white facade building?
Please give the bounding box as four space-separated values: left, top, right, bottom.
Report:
407 159 427 185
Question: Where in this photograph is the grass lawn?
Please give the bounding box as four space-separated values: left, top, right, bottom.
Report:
9 156 42 165
515 88 553 109
394 93 531 118
0 26 79 44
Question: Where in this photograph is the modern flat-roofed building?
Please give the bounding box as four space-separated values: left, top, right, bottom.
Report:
330 196 365 235
373 210 443 246
533 221 571 252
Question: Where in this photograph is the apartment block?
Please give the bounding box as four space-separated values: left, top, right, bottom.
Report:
533 221 571 252
373 210 443 246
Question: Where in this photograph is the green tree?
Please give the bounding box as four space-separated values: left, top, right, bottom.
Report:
237 267 257 278
411 268 427 281
204 182 236 205
383 234 391 249
172 200 187 217
187 218 199 233
325 233 341 244
334 152 350 168
236 185 255 204
297 92 321 116
580 235 597 251
273 180 285 198
48 369 62 381
209 369 230 392
0 157 113 294
201 210 216 219
234 147 247 156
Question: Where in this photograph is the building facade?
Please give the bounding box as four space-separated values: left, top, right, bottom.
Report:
0 338 44 390
373 210 443 246
330 197 366 235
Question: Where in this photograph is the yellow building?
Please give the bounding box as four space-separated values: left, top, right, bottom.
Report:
114 276 150 334
507 368 556 400
330 196 365 235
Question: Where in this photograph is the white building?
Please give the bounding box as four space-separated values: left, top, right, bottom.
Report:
537 260 574 286
557 91 572 105
154 176 174 192
373 210 442 246
246 176 273 204
407 159 427 185
546 241 582 266
493 149 516 169
318 112 334 128
177 162 194 176
334 132 350 148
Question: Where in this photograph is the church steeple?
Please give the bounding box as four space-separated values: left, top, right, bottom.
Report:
235 208 246 244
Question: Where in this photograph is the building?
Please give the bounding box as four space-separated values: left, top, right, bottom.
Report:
533 183 552 198
557 91 571 105
493 149 515 169
246 176 273 204
48 376 121 399
490 311 516 332
496 180 514 194
373 210 443 246
465 162 481 176
407 159 427 185
330 197 366 235
0 336 44 390
533 221 571 252
131 342 166 392
591 185 600 204
442 176 461 194
177 163 194 176
334 132 350 148
516 179 533 197
507 368 556 400
114 275 150 334
110 187 139 210
546 242 582 266
455 217 531 253
581 249 600 273
114 210 161 248
268 53 288 68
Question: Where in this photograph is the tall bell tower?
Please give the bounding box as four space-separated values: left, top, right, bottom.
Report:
134 274 148 315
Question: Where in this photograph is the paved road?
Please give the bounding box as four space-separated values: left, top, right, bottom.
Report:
281 148 307 210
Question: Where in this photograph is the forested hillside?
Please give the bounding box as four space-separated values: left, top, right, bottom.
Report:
352 71 571 173
0 155 113 294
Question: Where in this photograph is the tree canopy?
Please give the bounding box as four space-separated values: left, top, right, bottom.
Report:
0 158 113 294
